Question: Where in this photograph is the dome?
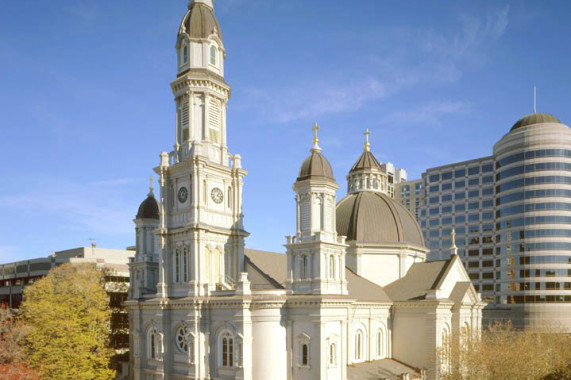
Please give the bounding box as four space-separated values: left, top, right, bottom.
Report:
297 150 335 181
350 150 383 173
336 191 424 247
178 1 221 40
137 194 159 220
510 112 562 132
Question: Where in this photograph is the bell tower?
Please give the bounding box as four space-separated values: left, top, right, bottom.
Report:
154 0 248 297
285 125 348 295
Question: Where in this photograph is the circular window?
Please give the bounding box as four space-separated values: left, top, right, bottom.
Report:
176 326 191 353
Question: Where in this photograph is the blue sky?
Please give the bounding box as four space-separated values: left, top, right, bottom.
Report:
1 0 570 262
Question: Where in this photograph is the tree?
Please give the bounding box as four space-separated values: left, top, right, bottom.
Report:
437 321 571 380
21 263 116 380
0 303 39 380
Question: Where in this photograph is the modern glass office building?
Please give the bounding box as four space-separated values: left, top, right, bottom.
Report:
396 112 571 330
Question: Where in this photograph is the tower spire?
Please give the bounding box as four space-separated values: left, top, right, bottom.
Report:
364 129 371 152
312 122 321 151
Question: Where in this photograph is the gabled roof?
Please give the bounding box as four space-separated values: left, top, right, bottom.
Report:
244 249 391 302
384 257 455 301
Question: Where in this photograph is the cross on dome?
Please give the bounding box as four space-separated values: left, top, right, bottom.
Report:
312 122 321 151
364 129 371 152
149 176 154 196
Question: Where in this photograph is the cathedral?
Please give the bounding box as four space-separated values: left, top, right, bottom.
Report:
125 1 485 379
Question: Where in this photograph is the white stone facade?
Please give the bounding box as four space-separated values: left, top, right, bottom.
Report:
126 2 485 379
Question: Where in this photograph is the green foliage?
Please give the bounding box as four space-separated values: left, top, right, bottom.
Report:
21 263 116 380
438 321 571 380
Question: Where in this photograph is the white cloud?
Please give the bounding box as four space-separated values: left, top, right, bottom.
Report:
381 100 470 126
0 178 136 237
236 6 510 124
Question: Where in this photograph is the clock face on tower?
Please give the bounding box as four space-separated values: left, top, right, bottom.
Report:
211 187 223 204
178 187 188 203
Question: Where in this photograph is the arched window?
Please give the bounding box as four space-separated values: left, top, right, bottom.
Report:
220 331 234 367
183 45 189 64
376 328 384 358
441 327 451 371
355 329 365 361
301 343 309 366
329 255 335 279
174 248 180 283
210 45 217 65
147 326 158 359
329 343 336 366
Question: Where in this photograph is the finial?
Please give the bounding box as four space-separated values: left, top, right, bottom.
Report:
312 122 321 151
149 176 154 196
534 86 537 113
450 228 458 256
364 129 371 152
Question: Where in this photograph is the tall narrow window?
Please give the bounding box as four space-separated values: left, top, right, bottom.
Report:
228 186 232 208
355 330 364 361
329 255 335 279
148 327 158 360
183 45 189 64
175 249 180 283
329 343 336 366
210 45 217 65
376 329 383 357
301 343 309 366
203 180 207 203
300 255 307 279
183 247 188 282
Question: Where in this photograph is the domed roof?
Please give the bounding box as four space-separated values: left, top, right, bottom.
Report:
297 150 335 181
510 112 562 132
350 150 383 173
336 192 424 247
178 1 221 40
137 194 159 220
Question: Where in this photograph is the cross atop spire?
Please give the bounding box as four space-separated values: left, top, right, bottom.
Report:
312 122 321 151
364 129 371 152
450 228 458 256
149 176 154 197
